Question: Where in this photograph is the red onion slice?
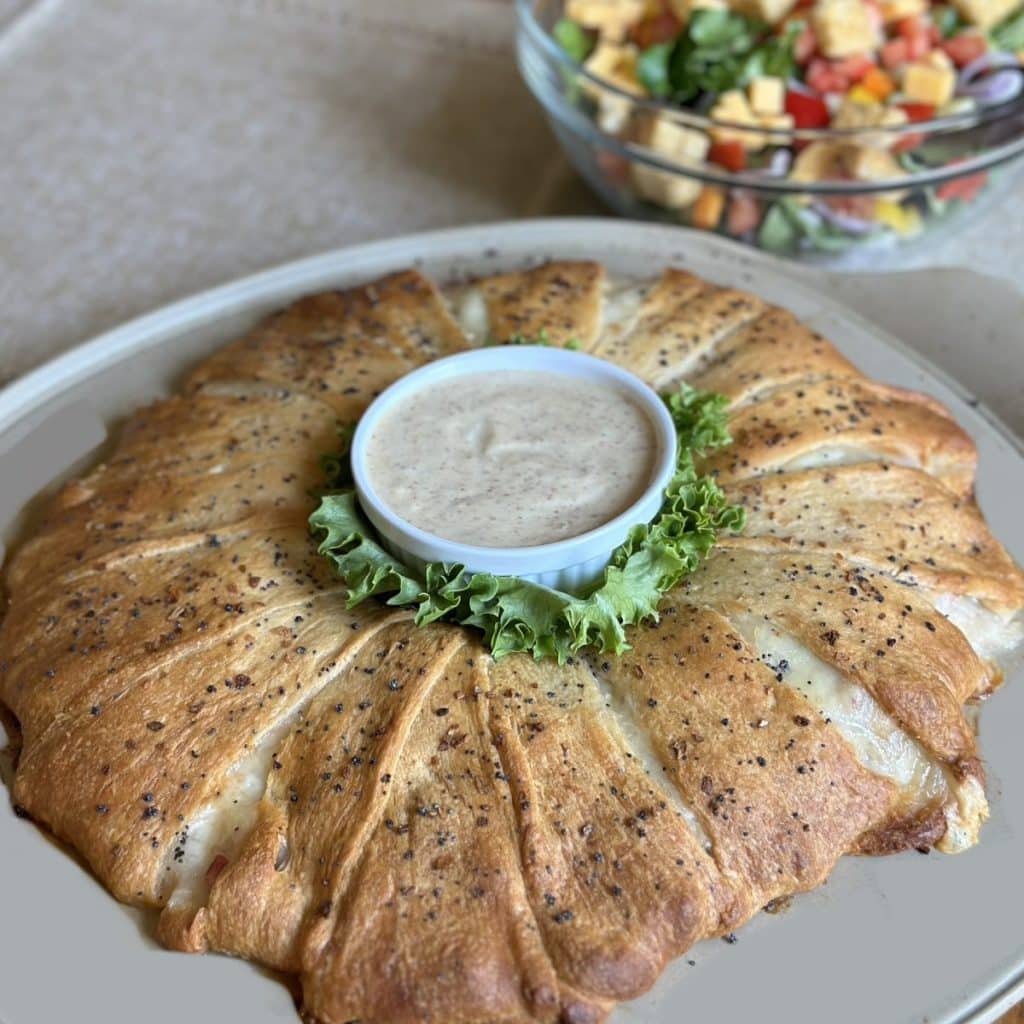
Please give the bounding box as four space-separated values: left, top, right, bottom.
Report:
810 200 876 234
956 68 1023 105
959 50 1022 86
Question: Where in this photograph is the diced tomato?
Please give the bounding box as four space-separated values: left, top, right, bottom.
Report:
807 58 850 94
899 102 936 122
628 11 682 49
908 33 931 60
893 104 933 154
941 32 987 68
896 15 924 39
785 88 831 128
892 131 924 153
892 102 933 153
726 193 763 237
880 38 909 69
834 53 876 82
936 171 988 202
793 23 818 64
927 23 942 46
896 17 932 60
708 140 748 173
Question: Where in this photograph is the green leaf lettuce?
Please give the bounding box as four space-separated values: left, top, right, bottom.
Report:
309 383 744 663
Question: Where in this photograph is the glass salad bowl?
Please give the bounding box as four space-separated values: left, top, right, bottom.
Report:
517 0 1024 263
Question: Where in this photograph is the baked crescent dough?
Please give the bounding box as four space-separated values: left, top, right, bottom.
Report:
2 262 1022 1023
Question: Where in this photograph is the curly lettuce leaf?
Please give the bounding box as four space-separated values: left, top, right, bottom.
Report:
310 384 744 663
309 492 423 607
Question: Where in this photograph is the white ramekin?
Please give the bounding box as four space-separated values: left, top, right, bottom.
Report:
349 346 677 594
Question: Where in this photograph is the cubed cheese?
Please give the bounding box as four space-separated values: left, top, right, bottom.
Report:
584 42 643 132
926 48 954 70
813 0 879 58
759 112 796 131
952 0 1020 30
710 89 766 148
749 75 785 116
634 113 712 161
713 89 751 117
903 61 956 106
630 113 710 208
880 0 926 21
566 0 646 41
631 164 704 208
792 141 906 200
585 41 641 85
730 0 800 22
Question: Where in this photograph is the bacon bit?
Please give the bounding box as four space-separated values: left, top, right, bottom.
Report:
206 853 229 887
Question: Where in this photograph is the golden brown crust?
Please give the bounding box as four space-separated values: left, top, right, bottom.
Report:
0 262 1021 1024
680 548 987 761
591 269 765 387
197 624 467 972
685 306 862 406
484 656 724 1005
701 376 978 498
476 261 606 348
592 601 898 913
4 390 341 595
724 464 1024 618
187 270 468 418
8 546 400 903
853 800 948 856
299 648 576 1024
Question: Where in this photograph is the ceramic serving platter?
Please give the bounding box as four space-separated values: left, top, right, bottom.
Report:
1 219 1022 1024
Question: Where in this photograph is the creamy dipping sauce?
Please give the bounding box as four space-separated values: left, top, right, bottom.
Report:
364 369 659 548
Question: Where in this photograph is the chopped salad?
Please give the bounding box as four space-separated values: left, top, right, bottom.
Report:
552 0 1024 254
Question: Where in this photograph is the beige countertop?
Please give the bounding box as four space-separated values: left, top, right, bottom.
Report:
1 0 1022 394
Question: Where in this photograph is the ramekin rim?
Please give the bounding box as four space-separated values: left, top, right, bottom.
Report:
349 346 679 576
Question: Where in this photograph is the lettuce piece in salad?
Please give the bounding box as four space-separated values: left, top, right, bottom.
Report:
553 17 595 64
758 197 889 255
309 384 745 663
637 41 675 97
758 201 802 254
993 8 1024 50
